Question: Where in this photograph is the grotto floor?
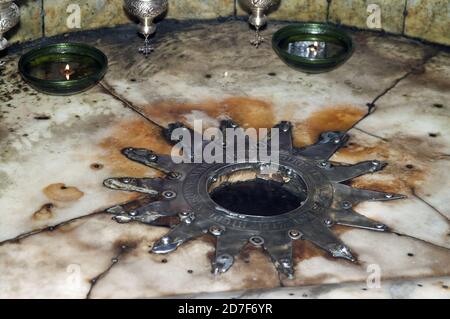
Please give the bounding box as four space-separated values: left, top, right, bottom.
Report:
0 20 449 299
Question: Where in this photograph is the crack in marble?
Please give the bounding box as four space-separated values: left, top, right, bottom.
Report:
348 50 440 135
86 244 133 299
98 81 165 130
352 127 389 141
346 50 441 151
411 188 450 223
392 232 450 251
0 211 104 247
369 51 438 107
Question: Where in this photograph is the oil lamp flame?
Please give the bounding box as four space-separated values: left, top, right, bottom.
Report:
65 64 70 80
63 64 74 81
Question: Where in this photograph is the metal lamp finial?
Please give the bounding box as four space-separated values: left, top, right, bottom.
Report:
239 0 280 48
0 0 20 70
123 0 168 56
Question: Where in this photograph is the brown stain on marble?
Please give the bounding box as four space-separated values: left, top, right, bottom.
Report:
337 136 440 194
32 203 55 221
288 226 361 269
113 238 140 253
199 234 217 249
43 183 84 202
285 236 364 287
191 237 279 289
197 235 218 265
350 178 409 195
234 244 280 289
90 163 104 170
338 142 385 159
108 101 367 174
220 97 275 130
98 97 274 178
142 97 275 130
293 240 332 263
240 252 280 289
238 244 258 264
293 106 366 147
99 119 172 177
101 101 365 180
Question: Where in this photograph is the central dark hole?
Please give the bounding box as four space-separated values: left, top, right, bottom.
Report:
209 168 307 217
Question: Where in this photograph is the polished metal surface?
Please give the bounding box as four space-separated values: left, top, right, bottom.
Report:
123 0 168 55
0 0 20 51
104 120 406 278
239 0 280 47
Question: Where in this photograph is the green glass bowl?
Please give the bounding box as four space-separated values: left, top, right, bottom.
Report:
272 23 354 74
18 43 108 95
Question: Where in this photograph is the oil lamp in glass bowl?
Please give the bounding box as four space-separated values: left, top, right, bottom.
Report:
18 43 108 95
272 23 354 74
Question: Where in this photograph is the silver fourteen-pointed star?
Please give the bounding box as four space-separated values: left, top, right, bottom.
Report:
103 120 406 278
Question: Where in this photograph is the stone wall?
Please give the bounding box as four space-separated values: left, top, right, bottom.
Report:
5 0 449 46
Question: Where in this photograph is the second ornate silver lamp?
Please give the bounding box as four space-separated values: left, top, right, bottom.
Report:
124 0 168 56
0 0 20 70
239 0 280 48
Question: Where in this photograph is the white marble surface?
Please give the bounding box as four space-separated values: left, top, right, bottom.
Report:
177 277 450 299
0 21 449 298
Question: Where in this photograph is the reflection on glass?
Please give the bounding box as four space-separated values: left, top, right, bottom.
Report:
287 41 327 58
285 40 346 59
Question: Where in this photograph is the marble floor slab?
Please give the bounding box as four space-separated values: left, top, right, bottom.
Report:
177 276 450 299
0 20 449 298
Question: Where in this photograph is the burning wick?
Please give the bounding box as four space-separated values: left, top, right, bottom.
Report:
62 64 75 81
